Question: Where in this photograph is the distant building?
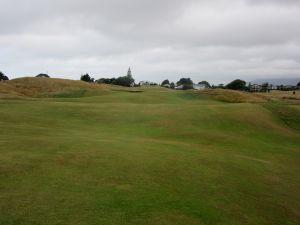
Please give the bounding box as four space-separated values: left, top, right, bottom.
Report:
193 84 206 90
162 84 171 88
283 85 297 90
175 85 184 90
175 84 207 90
250 83 278 92
126 67 135 87
250 84 262 92
127 67 132 77
269 84 277 90
277 85 297 91
139 81 151 86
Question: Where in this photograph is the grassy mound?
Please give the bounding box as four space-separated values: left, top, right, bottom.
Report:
263 102 300 131
257 90 300 103
0 77 109 97
203 89 267 103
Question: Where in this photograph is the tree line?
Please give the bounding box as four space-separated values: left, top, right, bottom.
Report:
1 70 300 91
161 78 247 90
80 73 134 87
162 78 300 92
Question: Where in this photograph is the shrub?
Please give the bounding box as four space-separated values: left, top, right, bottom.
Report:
113 75 134 87
98 75 134 87
96 78 116 84
170 82 175 89
226 79 246 90
81 74 94 82
198 81 211 88
36 73 50 78
161 79 170 86
0 71 9 81
182 84 194 90
176 78 193 86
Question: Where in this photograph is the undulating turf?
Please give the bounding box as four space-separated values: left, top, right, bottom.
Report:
0 86 299 225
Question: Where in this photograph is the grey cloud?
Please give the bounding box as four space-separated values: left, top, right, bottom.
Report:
247 0 300 6
0 0 299 83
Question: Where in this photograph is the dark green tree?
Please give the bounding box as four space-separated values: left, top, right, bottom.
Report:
261 83 269 92
198 81 211 88
113 75 134 87
0 71 9 81
80 74 94 82
170 82 175 89
176 78 193 86
176 78 194 90
226 79 246 90
277 85 283 91
182 84 194 90
161 79 170 86
36 73 50 78
96 74 134 87
96 78 116 84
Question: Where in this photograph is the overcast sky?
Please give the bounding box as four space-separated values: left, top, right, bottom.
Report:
1 0 300 84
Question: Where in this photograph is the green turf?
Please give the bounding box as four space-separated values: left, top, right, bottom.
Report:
0 88 299 225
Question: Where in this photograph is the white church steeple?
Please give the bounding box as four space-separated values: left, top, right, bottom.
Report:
127 67 132 77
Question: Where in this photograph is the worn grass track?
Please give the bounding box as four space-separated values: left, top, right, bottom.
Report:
0 83 299 225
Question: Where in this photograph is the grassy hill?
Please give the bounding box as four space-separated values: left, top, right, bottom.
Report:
0 78 299 225
0 77 109 97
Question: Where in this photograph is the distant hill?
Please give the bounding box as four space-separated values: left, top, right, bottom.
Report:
251 77 300 86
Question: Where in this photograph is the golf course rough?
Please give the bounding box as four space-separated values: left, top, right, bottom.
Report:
0 81 299 225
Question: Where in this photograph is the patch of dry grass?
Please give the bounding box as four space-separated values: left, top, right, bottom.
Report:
202 89 266 103
256 90 300 103
0 77 110 97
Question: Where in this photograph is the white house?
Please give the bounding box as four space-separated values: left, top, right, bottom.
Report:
175 85 184 90
162 84 171 88
193 84 206 90
139 81 151 86
175 84 207 90
250 84 262 92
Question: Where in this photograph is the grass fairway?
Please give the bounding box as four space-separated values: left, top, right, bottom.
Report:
0 84 300 225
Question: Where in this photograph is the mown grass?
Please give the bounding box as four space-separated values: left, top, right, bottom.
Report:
0 81 300 225
263 102 300 131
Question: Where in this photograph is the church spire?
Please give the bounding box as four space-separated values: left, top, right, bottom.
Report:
127 67 132 77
